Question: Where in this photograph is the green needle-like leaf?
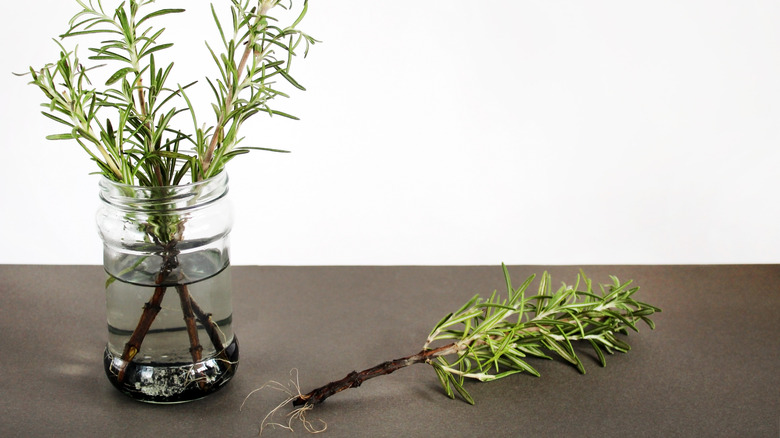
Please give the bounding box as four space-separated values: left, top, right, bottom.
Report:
105 67 135 86
137 8 185 27
46 133 78 140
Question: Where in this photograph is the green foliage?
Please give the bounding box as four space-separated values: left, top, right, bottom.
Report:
425 265 660 404
20 0 316 186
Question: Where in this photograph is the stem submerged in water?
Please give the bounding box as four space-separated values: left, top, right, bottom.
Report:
113 245 231 384
116 284 167 382
176 284 205 387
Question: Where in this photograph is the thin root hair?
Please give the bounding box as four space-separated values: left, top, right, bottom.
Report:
242 369 327 436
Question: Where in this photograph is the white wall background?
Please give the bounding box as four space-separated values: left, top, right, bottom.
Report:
1 0 778 266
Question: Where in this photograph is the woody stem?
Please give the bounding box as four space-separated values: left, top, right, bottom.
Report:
292 343 461 407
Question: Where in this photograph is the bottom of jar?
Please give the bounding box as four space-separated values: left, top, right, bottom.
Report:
104 336 239 404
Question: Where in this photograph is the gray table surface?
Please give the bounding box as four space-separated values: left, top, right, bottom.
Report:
1 264 778 437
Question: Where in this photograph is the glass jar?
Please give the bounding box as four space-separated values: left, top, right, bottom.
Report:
96 172 238 403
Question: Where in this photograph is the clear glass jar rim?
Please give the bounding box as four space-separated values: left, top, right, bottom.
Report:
99 172 229 211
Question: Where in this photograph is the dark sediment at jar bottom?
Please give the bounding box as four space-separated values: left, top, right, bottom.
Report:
104 336 239 403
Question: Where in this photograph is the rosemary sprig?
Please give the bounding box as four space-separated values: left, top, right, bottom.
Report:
292 265 660 407
18 0 316 186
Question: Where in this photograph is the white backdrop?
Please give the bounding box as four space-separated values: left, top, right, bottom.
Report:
1 0 778 265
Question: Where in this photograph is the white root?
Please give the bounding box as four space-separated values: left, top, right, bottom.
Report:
242 369 327 436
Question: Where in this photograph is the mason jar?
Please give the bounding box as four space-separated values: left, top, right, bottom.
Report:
96 172 238 403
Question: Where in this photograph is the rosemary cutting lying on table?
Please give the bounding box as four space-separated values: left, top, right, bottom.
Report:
251 266 660 433
293 266 660 408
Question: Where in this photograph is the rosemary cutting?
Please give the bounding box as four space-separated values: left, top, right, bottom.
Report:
291 266 660 408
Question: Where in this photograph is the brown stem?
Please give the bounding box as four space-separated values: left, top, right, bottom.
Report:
176 284 206 389
292 343 461 407
116 285 167 382
115 246 178 383
176 285 203 362
189 296 231 366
